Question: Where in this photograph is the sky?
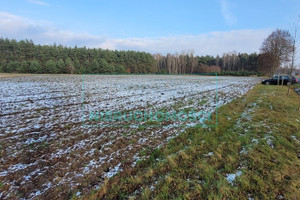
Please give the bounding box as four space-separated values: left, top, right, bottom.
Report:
0 0 300 59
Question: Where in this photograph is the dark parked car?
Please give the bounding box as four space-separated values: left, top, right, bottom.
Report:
291 76 299 84
262 75 298 85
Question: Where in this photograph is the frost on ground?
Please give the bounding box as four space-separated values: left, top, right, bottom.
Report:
226 171 242 186
0 75 260 199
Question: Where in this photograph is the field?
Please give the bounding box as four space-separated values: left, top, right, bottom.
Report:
0 75 260 199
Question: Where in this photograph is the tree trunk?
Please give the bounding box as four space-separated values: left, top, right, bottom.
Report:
287 83 291 95
298 95 300 111
298 96 300 111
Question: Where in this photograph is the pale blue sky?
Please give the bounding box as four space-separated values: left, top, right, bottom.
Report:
0 0 299 57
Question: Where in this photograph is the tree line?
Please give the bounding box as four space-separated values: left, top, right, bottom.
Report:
0 38 260 75
155 26 299 76
0 26 298 76
154 52 259 75
0 38 156 74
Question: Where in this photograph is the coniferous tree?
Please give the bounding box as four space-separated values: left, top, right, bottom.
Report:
29 60 41 73
57 59 66 73
6 61 20 73
46 59 58 74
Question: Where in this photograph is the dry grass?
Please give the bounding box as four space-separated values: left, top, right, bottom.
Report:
0 73 79 78
0 73 33 78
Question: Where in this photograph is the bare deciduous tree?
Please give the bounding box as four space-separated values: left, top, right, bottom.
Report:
258 52 273 76
260 29 294 76
290 16 300 74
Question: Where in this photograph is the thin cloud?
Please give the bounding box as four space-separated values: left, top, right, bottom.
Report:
27 0 50 6
0 12 106 46
98 29 271 56
0 11 272 56
221 0 237 25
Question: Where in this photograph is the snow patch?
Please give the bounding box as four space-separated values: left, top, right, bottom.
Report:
204 152 214 157
226 171 242 185
104 163 122 178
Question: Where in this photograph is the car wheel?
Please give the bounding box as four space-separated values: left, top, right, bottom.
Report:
265 82 270 85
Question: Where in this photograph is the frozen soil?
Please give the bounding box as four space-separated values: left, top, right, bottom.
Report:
0 75 260 199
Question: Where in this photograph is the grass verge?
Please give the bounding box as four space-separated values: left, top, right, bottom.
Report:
81 84 300 200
